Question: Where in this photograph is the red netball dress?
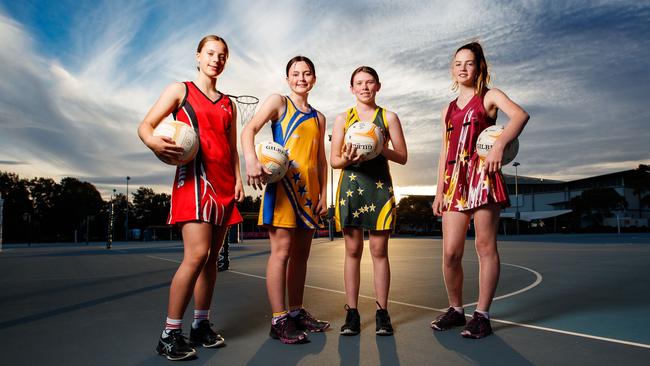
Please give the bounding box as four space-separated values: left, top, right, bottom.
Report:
441 93 510 212
167 81 243 226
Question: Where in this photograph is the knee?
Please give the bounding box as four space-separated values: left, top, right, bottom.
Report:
184 250 210 268
369 244 387 259
443 250 463 267
271 246 291 264
475 238 497 258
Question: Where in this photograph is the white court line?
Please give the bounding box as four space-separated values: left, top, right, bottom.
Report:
145 255 650 350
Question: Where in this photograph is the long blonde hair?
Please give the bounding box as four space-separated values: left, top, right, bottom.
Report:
451 41 491 96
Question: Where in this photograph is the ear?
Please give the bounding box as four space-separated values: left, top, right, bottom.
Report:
196 52 201 63
376 82 382 92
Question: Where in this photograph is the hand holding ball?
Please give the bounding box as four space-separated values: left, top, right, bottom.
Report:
152 120 199 165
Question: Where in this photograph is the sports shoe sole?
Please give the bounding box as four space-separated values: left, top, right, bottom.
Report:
376 329 393 336
460 329 492 339
156 348 197 361
340 329 360 336
269 331 309 344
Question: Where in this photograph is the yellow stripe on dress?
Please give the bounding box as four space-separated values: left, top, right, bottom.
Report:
375 197 396 230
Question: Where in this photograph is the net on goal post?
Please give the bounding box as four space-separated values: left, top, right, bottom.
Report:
233 95 259 126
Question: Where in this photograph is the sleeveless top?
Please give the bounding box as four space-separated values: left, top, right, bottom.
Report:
335 106 396 231
168 81 242 226
441 93 510 212
258 96 323 229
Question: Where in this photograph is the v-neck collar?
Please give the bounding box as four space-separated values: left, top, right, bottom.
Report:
455 94 477 111
191 81 223 104
353 106 380 123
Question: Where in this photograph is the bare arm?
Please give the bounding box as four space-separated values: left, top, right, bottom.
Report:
483 88 530 173
330 113 352 169
315 111 328 217
432 105 449 216
240 94 285 190
381 111 408 165
137 83 186 160
228 99 244 202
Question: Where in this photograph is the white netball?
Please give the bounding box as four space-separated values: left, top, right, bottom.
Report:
476 125 519 165
152 120 199 165
256 141 290 183
343 121 385 160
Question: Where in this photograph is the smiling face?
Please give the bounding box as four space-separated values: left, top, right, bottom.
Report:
350 71 381 104
286 60 316 94
452 48 477 88
196 39 228 78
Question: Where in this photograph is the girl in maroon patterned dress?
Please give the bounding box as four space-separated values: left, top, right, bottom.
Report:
431 42 529 338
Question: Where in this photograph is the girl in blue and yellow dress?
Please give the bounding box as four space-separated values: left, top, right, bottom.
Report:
330 66 408 336
241 56 330 344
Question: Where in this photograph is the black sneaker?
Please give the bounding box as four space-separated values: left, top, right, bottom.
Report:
431 307 466 331
190 320 225 348
270 316 309 344
340 305 361 336
294 308 330 332
461 312 493 339
375 303 394 336
156 329 197 361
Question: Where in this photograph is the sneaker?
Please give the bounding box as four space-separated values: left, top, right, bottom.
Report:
340 305 361 336
375 302 394 336
294 308 330 332
270 316 309 344
461 312 493 339
190 320 225 348
156 329 197 361
431 307 466 331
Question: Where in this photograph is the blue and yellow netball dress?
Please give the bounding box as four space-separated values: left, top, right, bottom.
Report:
258 96 324 229
334 107 396 231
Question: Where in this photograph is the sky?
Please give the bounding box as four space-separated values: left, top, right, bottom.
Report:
0 0 649 202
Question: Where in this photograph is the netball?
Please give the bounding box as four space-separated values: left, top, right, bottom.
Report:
476 125 519 165
255 141 290 183
152 120 199 165
344 121 385 160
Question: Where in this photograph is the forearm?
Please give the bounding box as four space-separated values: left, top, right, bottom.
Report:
382 146 407 165
495 110 529 149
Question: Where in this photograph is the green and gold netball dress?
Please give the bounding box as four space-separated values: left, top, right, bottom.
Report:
334 106 396 231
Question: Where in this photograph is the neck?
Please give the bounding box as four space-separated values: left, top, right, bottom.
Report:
356 100 377 112
458 84 475 99
194 73 218 91
289 91 309 109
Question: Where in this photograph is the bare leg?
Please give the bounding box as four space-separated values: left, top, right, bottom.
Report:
167 222 212 319
287 228 315 308
472 204 501 312
267 227 294 313
368 230 391 309
343 228 364 308
441 211 471 307
193 225 229 310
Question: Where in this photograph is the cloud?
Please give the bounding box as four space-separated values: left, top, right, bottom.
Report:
0 0 649 200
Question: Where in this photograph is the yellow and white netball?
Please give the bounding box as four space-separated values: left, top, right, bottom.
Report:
256 141 290 183
344 121 385 160
152 120 199 165
476 125 519 165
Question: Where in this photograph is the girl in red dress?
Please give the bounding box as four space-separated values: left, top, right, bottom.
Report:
138 35 243 361
431 42 529 339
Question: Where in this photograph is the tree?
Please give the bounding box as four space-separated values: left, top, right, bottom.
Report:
132 187 170 229
27 177 61 241
0 172 32 243
627 164 650 214
52 177 104 241
570 188 627 227
396 195 436 233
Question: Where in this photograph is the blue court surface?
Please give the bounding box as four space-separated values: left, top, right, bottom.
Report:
1 233 649 365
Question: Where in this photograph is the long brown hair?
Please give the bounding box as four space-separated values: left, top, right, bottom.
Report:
285 55 316 76
452 41 490 96
350 66 379 86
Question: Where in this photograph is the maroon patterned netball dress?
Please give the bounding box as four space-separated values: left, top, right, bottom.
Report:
441 93 510 212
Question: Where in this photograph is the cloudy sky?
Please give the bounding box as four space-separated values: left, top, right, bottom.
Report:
1 0 649 201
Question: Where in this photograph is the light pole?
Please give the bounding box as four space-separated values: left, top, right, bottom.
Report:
328 134 334 241
107 189 116 249
513 162 520 235
0 193 4 252
125 176 130 241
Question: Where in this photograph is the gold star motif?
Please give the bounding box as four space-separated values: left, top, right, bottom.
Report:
340 199 346 206
376 180 384 189
459 149 469 165
388 186 393 193
444 173 451 185
454 197 467 211
346 190 353 197
369 203 376 212
349 173 357 181
353 211 360 218
362 205 369 213
357 187 364 195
